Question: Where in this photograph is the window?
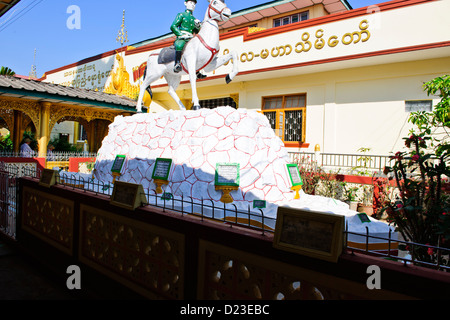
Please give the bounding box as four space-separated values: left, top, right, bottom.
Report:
405 100 432 112
200 97 237 109
273 11 309 28
78 124 87 141
59 133 69 143
262 94 306 146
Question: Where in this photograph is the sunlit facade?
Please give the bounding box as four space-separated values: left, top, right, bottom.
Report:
41 0 450 155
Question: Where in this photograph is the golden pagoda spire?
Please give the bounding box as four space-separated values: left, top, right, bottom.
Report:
116 10 128 47
29 48 37 79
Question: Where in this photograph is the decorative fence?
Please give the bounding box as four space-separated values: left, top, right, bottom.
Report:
0 151 97 161
288 151 392 174
0 164 18 239
3 163 447 273
15 176 450 299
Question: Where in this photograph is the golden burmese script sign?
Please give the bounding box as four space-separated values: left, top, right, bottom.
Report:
237 20 371 63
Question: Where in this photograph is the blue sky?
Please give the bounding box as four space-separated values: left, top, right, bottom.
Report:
0 0 381 77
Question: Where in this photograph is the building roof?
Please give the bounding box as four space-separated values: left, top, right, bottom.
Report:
131 0 351 49
219 0 351 29
0 0 20 18
0 75 139 112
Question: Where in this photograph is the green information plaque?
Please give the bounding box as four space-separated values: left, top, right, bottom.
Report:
253 200 267 209
215 163 240 187
111 155 126 174
152 158 172 181
287 164 303 187
357 213 371 223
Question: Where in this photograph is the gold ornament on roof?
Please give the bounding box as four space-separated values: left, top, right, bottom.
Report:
104 10 142 102
248 27 266 34
116 10 128 47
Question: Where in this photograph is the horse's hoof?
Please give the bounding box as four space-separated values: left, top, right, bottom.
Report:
225 75 232 84
192 105 201 111
197 72 207 80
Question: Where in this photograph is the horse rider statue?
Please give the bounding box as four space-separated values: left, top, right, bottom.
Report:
171 0 207 79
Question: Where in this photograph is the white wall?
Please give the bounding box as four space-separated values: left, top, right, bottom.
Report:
50 121 76 144
238 56 450 156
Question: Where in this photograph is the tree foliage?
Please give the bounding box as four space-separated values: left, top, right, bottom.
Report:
0 66 16 76
383 75 450 265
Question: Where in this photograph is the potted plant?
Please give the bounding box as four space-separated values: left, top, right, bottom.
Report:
357 185 374 216
341 181 359 211
352 147 373 176
372 176 394 220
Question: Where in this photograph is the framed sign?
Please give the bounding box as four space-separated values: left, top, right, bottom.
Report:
111 155 126 174
215 163 240 187
273 207 345 263
357 213 371 223
39 169 57 188
110 181 147 210
253 200 267 209
286 164 303 187
152 158 172 181
161 192 173 201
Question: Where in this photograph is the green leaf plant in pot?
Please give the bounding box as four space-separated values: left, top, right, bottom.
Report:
342 181 359 211
357 185 374 216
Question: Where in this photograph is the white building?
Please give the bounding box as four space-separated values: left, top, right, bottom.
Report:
41 0 450 155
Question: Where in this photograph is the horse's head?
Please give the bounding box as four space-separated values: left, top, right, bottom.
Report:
207 0 231 22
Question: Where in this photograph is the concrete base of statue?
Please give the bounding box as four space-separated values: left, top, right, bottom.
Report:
87 106 394 237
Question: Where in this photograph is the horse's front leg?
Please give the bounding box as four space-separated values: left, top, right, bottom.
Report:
185 60 201 110
204 50 239 84
166 74 186 111
136 68 151 113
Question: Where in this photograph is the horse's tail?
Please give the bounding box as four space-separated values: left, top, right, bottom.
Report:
143 61 153 100
146 85 153 100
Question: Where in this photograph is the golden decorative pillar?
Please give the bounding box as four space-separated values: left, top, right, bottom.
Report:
89 120 97 153
38 102 51 157
13 110 23 153
73 123 80 145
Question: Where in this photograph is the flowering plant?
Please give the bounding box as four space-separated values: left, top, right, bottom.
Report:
383 135 450 264
295 155 323 195
372 176 393 219
383 76 450 266
295 155 336 196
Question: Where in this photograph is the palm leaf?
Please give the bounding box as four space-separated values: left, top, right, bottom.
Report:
0 66 16 76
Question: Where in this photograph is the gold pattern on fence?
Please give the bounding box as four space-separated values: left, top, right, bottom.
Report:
79 205 185 299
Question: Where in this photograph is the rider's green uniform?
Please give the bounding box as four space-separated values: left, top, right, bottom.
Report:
171 10 200 51
170 1 205 77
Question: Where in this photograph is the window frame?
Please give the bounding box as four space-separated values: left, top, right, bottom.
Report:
198 96 238 109
261 93 307 148
273 11 309 28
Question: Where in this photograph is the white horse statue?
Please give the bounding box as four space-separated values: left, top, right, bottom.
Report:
136 0 239 112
